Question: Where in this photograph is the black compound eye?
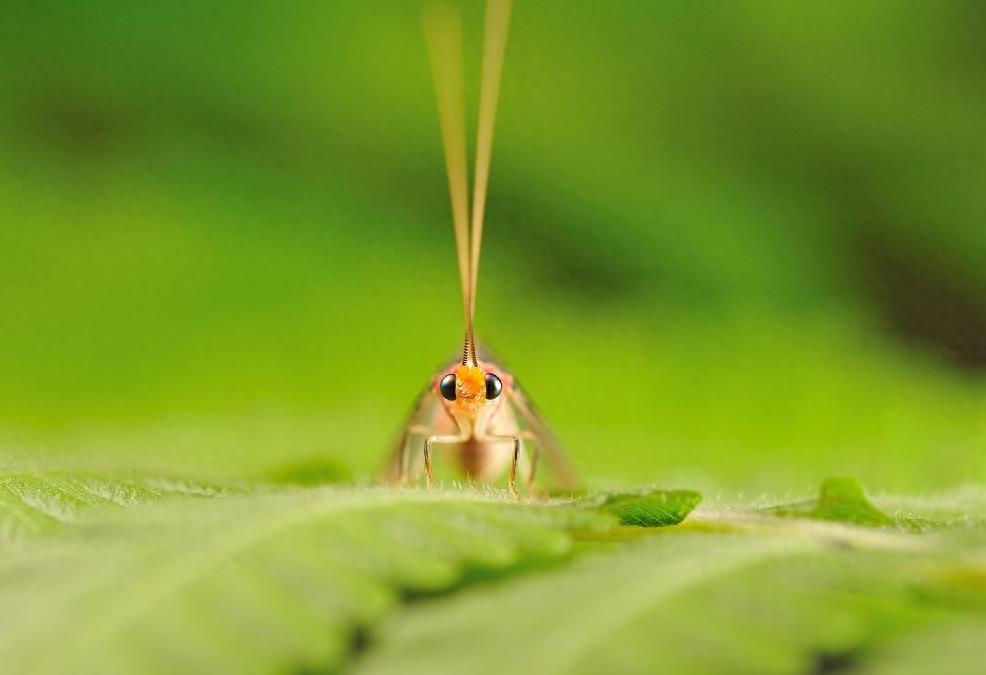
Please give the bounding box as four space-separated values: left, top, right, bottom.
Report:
485 373 502 400
439 373 457 401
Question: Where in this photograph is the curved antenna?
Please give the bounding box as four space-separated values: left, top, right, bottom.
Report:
423 2 471 324
468 0 513 322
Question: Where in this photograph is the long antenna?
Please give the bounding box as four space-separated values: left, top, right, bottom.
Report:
423 2 471 325
468 0 513 322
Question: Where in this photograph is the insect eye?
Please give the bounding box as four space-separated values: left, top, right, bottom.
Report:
485 373 502 400
439 374 457 401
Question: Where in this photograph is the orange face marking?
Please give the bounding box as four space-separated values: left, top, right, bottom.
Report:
455 364 486 408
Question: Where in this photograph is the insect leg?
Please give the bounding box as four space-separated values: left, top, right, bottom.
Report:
472 429 526 501
423 429 471 487
508 437 520 500
385 386 444 484
524 431 540 492
506 387 579 490
397 425 433 484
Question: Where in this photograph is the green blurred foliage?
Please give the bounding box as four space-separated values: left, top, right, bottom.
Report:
1 1 984 492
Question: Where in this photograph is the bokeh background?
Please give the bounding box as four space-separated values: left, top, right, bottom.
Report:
2 0 984 495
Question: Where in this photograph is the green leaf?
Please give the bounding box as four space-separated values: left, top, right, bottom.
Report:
0 470 232 549
352 525 986 675
580 488 702 527
764 477 894 526
813 477 894 525
0 486 609 675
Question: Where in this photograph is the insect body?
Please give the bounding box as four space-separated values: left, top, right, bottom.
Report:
385 0 577 499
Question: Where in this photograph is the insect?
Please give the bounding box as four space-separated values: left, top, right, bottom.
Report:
384 0 578 499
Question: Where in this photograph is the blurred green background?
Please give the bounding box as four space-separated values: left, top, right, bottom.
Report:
1 0 984 495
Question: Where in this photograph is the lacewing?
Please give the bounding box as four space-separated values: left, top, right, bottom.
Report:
385 0 578 499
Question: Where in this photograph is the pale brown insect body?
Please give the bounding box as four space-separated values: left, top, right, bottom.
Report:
385 0 577 499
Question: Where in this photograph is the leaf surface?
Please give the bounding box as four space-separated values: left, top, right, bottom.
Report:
764 477 894 526
579 488 702 527
0 470 230 550
0 486 608 675
354 503 986 675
